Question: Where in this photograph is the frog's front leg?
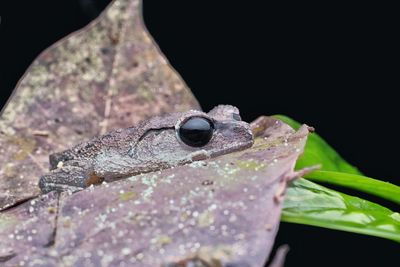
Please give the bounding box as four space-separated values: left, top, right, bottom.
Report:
39 160 102 193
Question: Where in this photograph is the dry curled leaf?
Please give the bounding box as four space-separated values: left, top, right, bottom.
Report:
0 0 313 266
0 0 200 210
1 118 310 266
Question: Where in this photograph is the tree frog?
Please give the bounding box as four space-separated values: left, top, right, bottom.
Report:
39 105 254 193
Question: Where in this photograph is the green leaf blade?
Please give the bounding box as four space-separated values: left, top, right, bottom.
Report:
283 178 400 242
305 170 400 205
273 114 362 175
274 114 400 204
274 114 400 241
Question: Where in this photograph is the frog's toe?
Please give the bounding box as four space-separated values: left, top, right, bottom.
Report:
39 173 83 194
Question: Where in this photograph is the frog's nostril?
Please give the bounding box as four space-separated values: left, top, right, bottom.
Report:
232 113 242 121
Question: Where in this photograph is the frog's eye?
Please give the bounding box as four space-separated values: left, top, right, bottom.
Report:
178 116 214 147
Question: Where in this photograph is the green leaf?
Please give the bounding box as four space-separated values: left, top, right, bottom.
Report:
273 114 361 174
274 114 400 205
282 178 400 242
274 115 400 241
305 170 400 205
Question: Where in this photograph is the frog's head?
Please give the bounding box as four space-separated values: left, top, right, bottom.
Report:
125 105 253 168
173 105 254 160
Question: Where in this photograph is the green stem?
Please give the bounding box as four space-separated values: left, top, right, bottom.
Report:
304 170 400 205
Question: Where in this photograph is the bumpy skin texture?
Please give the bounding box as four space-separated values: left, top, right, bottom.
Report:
39 105 254 193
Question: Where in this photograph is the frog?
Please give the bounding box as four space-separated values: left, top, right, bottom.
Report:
39 105 254 193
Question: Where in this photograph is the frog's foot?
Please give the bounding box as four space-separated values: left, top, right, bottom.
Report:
39 160 103 194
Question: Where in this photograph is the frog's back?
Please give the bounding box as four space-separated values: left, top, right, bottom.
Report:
48 112 185 169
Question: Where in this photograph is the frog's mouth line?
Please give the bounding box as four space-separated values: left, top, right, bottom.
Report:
210 138 254 158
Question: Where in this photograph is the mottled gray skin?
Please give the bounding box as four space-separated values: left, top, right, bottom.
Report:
39 105 254 193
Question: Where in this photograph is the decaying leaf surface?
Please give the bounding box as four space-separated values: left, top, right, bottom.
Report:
0 0 311 265
0 0 200 210
0 118 310 266
0 192 58 262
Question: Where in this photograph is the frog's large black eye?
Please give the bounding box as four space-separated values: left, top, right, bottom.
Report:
178 117 214 147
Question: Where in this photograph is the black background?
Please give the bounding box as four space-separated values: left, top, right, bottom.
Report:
1 1 399 266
